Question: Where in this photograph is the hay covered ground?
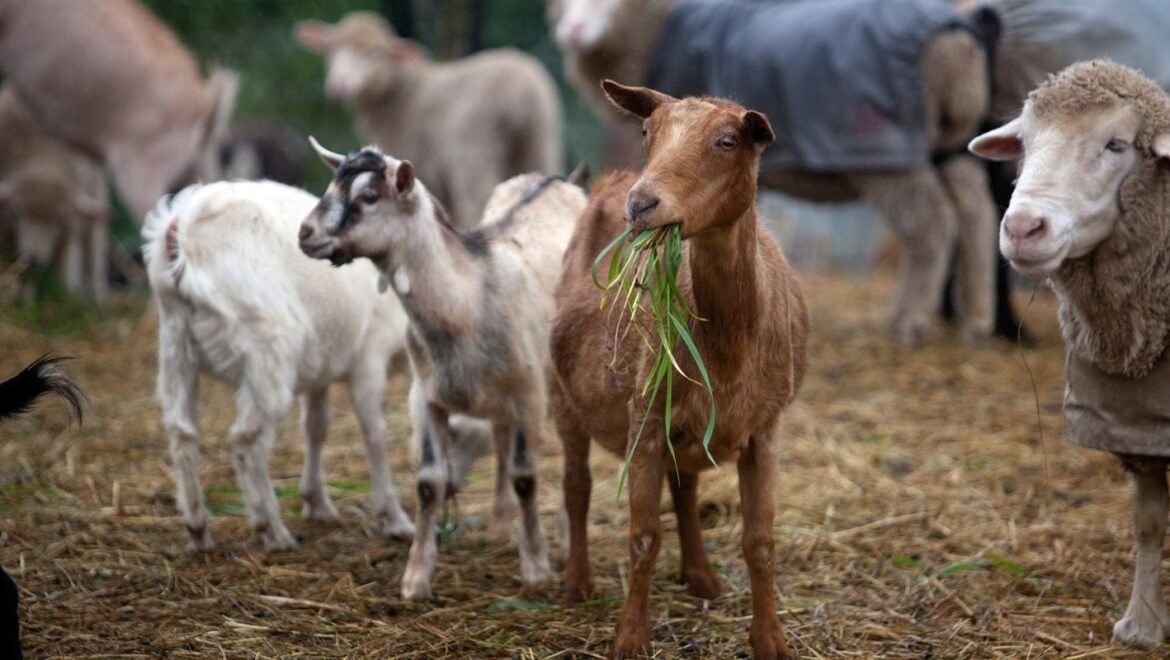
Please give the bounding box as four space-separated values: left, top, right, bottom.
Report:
0 270 1163 659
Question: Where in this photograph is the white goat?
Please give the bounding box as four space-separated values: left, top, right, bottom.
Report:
295 12 564 230
143 179 421 551
0 88 110 300
298 140 586 600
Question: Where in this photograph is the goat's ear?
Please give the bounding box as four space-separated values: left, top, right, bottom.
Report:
309 136 345 172
294 19 334 54
743 111 775 147
395 161 415 195
1154 133 1170 164
601 80 676 119
969 118 1024 161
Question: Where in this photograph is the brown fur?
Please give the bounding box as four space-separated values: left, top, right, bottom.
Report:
550 84 809 659
1039 62 1170 377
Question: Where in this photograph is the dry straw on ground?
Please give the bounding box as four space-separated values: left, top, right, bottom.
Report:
0 270 1163 658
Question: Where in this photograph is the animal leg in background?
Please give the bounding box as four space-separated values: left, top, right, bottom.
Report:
298 388 339 522
939 155 997 342
496 415 552 585
227 389 297 552
851 167 959 346
669 471 724 598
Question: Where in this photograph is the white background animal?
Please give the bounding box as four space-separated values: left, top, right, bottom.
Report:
295 12 564 230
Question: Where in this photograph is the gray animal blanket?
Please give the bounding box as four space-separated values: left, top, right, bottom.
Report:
1065 349 1170 457
647 0 969 172
988 0 1170 118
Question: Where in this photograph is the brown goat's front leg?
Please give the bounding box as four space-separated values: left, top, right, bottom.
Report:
669 471 724 598
614 430 665 659
738 432 793 660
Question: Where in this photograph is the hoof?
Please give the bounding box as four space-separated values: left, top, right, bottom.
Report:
261 526 299 552
185 525 213 553
381 514 416 542
401 567 434 601
1114 613 1167 649
892 318 927 347
301 494 340 522
520 554 553 586
683 569 725 599
485 519 513 544
750 618 795 660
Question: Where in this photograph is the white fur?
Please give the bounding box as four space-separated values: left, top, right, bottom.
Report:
143 179 419 551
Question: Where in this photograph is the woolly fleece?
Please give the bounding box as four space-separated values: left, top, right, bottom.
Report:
1033 61 1170 378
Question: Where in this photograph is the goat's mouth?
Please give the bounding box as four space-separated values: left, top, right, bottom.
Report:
299 238 351 265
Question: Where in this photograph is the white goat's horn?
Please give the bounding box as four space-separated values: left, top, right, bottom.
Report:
308 136 346 171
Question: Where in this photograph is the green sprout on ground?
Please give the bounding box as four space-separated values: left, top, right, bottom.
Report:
592 224 716 500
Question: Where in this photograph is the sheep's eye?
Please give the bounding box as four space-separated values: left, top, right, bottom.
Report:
717 136 738 151
1105 138 1128 153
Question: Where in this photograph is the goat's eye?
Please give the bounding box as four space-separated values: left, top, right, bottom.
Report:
359 188 380 204
1105 138 1128 153
717 136 738 151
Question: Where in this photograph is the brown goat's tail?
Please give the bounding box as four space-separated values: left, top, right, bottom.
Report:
0 355 86 423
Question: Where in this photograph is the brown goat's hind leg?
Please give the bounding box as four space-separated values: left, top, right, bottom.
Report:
1113 459 1170 648
558 405 595 601
669 471 723 598
614 434 665 659
738 433 793 660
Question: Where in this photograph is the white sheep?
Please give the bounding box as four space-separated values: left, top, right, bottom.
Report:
143 179 425 552
970 60 1170 649
295 12 564 230
0 0 237 220
298 140 586 600
548 0 999 346
0 87 110 300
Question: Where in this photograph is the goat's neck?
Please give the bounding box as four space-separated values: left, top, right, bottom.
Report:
686 210 761 355
381 203 481 337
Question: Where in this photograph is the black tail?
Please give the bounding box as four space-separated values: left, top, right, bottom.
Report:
0 355 86 423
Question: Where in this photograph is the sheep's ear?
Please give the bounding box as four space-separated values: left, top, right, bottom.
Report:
969 118 1024 161
309 136 345 172
1154 133 1170 164
389 39 428 62
601 80 676 119
395 161 415 195
743 111 775 147
295 19 334 53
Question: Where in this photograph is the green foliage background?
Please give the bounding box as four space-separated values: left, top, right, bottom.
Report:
142 0 603 195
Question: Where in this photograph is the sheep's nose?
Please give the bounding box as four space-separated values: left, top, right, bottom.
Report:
298 223 314 241
626 195 660 223
1002 209 1047 243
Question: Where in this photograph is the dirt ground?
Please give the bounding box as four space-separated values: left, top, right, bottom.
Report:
0 270 1164 659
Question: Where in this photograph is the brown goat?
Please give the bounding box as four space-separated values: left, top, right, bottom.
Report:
550 82 809 659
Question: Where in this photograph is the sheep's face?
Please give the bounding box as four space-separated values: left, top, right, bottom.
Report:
970 102 1169 277
299 141 420 269
295 15 423 102
548 0 625 52
602 80 773 238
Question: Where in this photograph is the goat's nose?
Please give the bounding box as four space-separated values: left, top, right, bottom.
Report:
1002 210 1047 243
626 195 660 223
298 223 314 241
